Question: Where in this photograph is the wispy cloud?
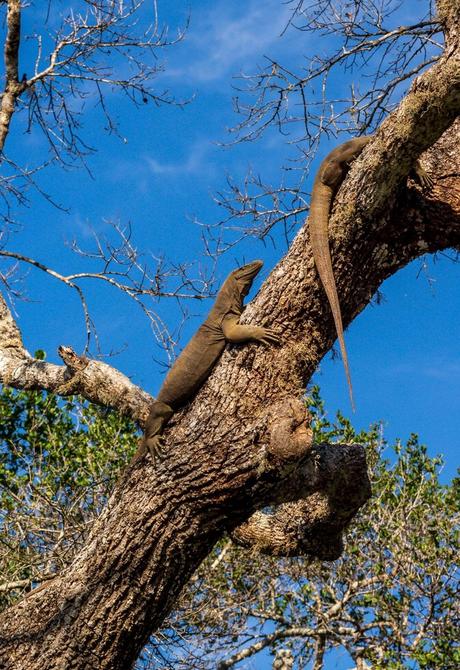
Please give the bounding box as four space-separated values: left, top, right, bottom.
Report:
145 139 211 175
104 137 216 192
167 0 294 83
384 359 460 381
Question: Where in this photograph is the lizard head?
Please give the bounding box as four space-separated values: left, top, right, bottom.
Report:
232 260 263 297
210 260 264 319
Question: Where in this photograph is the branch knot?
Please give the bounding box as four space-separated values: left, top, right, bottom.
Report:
267 397 312 461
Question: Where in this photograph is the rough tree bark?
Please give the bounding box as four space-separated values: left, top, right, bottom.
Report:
0 3 459 669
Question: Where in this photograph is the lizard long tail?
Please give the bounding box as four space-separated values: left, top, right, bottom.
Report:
309 185 355 412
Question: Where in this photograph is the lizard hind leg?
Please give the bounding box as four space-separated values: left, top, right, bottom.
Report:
130 401 174 466
143 401 174 461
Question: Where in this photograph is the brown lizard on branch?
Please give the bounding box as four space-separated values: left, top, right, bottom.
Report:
132 260 280 465
309 136 433 410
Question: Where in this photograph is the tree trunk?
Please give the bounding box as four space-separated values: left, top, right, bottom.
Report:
0 7 459 669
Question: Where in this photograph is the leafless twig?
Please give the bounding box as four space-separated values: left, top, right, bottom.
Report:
0 1 187 214
0 219 216 354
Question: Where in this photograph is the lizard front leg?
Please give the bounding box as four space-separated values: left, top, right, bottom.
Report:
222 316 280 345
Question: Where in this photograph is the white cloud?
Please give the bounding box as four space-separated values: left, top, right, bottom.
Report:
167 0 294 83
145 139 210 175
384 359 460 381
104 137 215 189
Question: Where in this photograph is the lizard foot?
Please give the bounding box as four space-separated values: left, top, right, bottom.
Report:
145 434 167 464
258 327 281 345
413 163 434 191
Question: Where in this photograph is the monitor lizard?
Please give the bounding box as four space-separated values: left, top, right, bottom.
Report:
132 260 280 465
309 136 433 410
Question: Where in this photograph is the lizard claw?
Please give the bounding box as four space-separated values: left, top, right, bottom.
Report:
145 435 167 464
420 172 435 191
128 433 167 468
413 163 434 191
259 328 281 345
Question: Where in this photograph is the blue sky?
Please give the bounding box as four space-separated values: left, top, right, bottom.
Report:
1 1 458 665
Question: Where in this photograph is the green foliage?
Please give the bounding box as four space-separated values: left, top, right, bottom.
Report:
0 384 138 609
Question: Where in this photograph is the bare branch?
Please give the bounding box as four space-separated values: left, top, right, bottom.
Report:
21 1 184 158
0 1 27 151
0 220 216 356
214 0 447 246
0 1 187 213
217 626 322 669
0 574 55 595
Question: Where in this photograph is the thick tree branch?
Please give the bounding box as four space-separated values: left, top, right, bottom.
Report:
230 443 371 559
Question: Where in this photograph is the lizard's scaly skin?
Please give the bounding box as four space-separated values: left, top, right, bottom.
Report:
309 135 433 410
132 260 280 464
309 136 372 411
